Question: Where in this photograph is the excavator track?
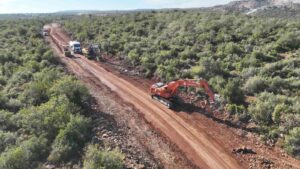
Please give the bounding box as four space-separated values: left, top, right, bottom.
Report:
151 95 173 109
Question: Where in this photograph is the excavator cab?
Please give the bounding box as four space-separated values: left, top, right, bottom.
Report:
153 82 165 88
150 82 174 108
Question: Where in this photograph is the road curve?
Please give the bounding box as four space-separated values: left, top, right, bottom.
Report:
49 24 242 169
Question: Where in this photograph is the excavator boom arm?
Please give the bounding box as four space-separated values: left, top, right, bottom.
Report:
150 79 215 103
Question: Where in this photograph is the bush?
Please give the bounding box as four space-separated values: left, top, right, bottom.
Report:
269 76 287 94
83 144 124 169
6 99 22 112
249 101 273 125
0 110 14 130
243 76 268 95
221 79 245 104
227 104 250 122
50 77 91 109
285 127 300 158
275 32 300 52
0 94 8 110
240 67 259 80
127 49 140 65
281 114 300 133
0 147 28 169
21 81 49 106
224 42 243 55
0 137 48 169
48 115 92 163
0 131 17 152
209 76 226 94
15 96 78 140
248 92 282 126
191 57 224 79
272 103 288 125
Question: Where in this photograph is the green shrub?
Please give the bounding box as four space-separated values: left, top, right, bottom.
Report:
240 67 259 80
243 76 268 95
285 127 300 158
224 42 243 55
0 131 17 152
281 114 300 133
127 49 140 65
48 115 92 163
209 76 226 94
0 110 14 130
0 147 28 169
227 104 246 115
50 77 91 109
248 92 284 126
15 96 78 140
249 98 274 126
268 76 287 94
191 57 224 79
221 79 245 104
227 104 250 122
6 99 22 112
0 137 48 169
83 144 124 169
275 32 300 52
21 81 49 106
0 94 8 110
272 104 288 124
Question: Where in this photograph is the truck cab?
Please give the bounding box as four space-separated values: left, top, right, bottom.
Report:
69 41 82 54
42 29 49 36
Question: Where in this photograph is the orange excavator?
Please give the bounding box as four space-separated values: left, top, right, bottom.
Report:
150 79 215 108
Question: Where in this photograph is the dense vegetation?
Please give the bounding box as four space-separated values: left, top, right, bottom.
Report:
63 10 300 158
0 20 123 168
254 4 300 19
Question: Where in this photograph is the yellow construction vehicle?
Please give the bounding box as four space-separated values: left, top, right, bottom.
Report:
62 45 72 57
82 44 100 60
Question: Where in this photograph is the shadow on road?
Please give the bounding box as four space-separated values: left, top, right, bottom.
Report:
172 103 259 134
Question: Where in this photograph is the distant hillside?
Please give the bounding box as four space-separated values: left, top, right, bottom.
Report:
226 0 299 9
213 0 300 16
253 3 300 17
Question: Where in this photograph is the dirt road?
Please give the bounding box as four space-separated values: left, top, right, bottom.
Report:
48 24 242 169
47 23 300 169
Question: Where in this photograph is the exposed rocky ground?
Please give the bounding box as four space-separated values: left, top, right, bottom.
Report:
214 0 300 13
